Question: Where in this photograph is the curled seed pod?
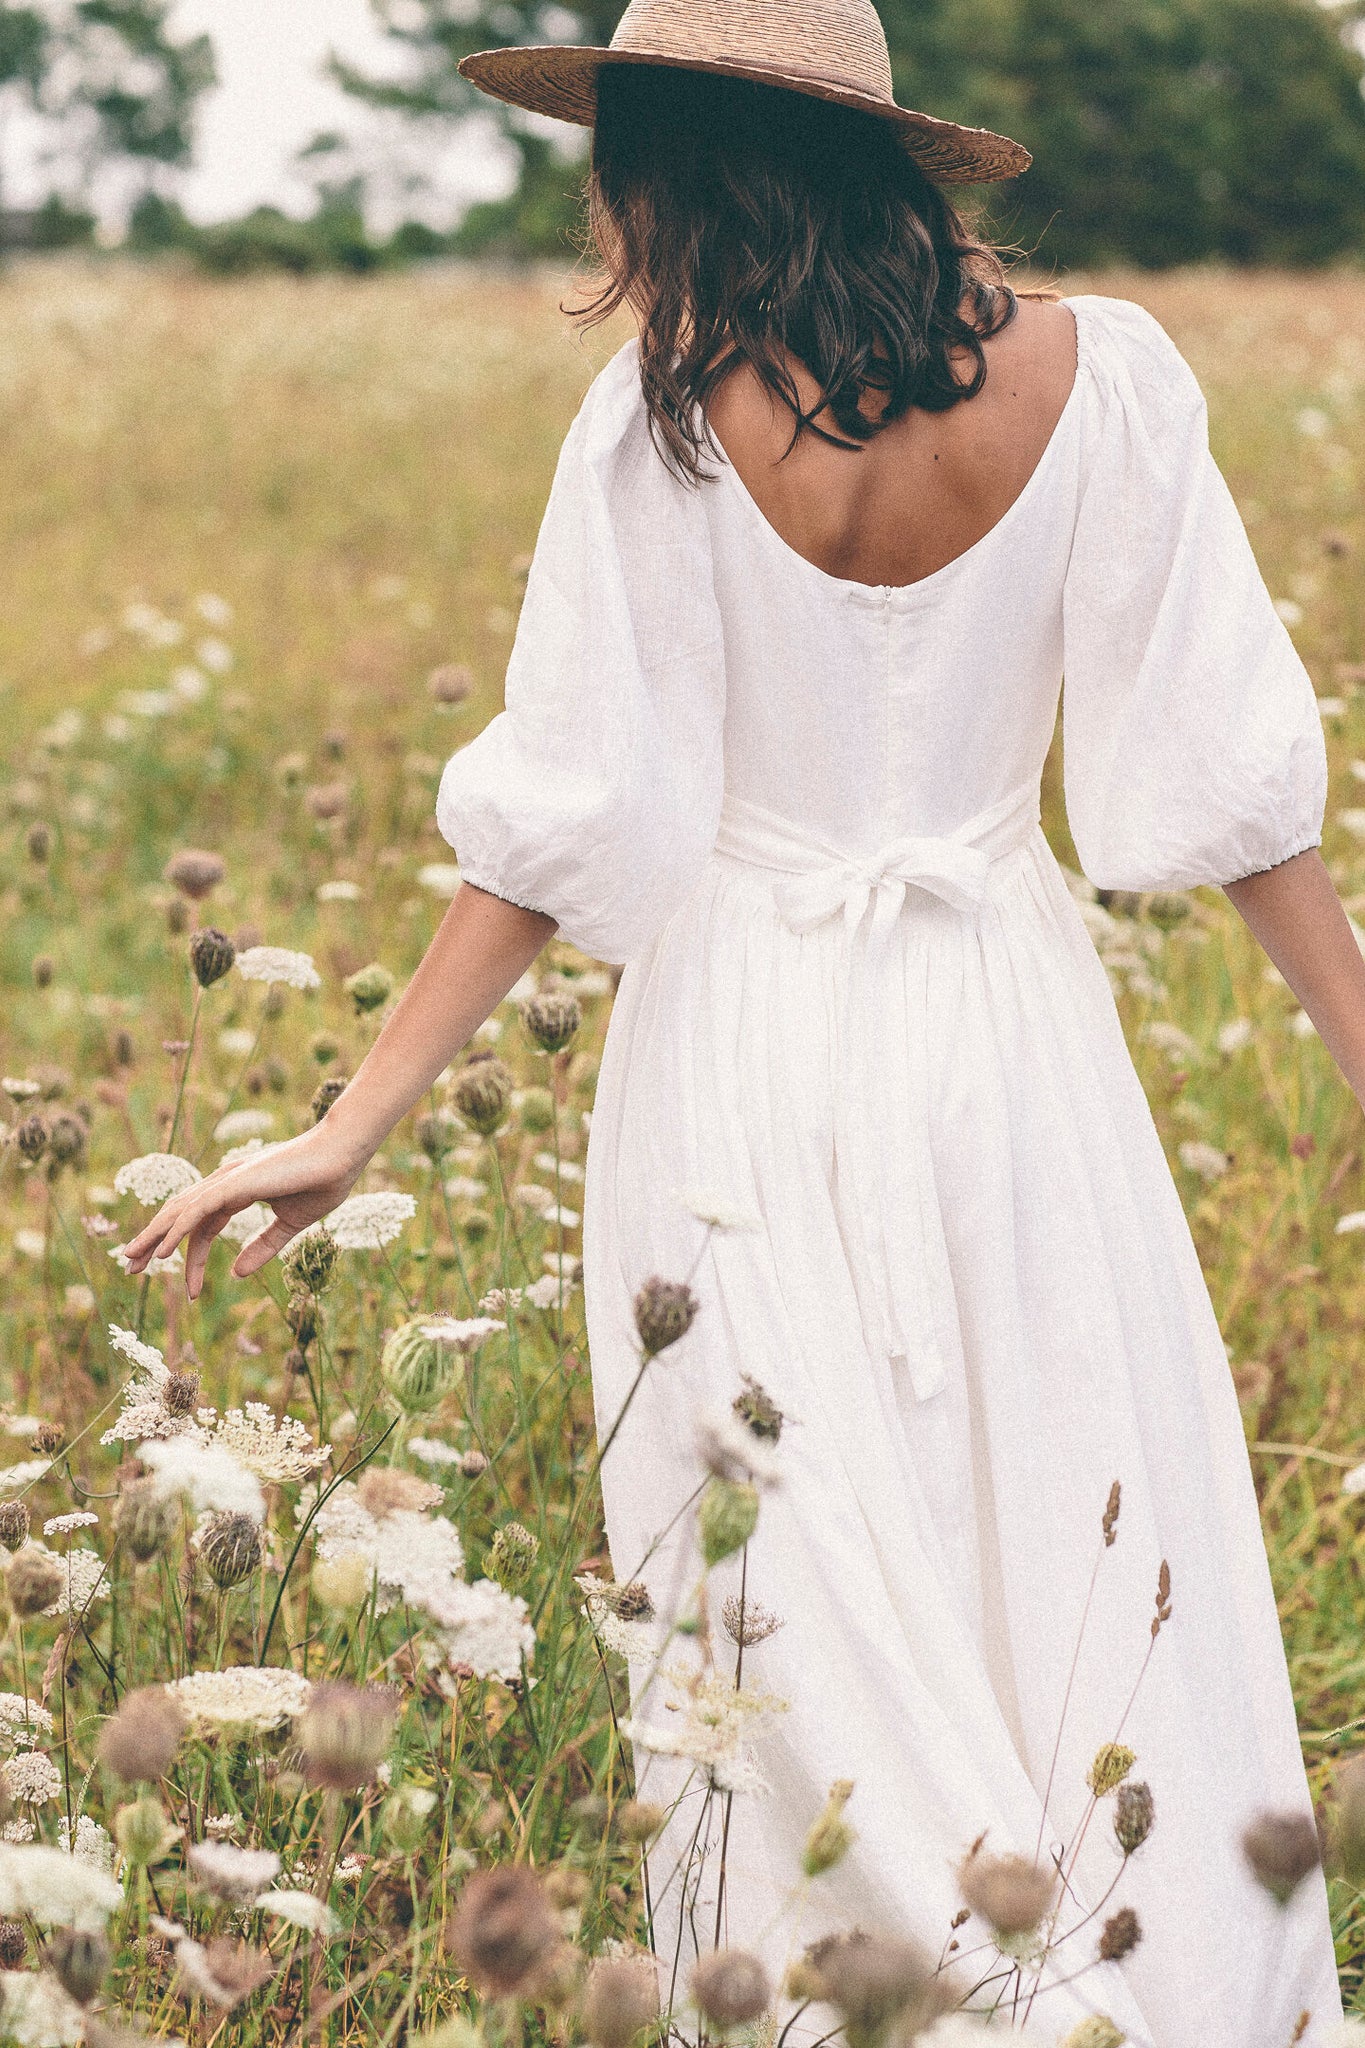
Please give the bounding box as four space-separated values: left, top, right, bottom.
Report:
311 1076 348 1123
48 1928 110 2006
189 927 236 989
281 1225 338 1297
632 1277 698 1358
691 1949 770 2030
445 1863 558 1999
14 1114 48 1164
958 1847 1056 1938
32 1422 64 1457
5 1546 63 1616
0 1922 25 1969
97 1685 186 1784
381 1320 458 1415
520 991 581 1055
163 1371 200 1418
198 1512 263 1590
450 1054 514 1137
1113 1779 1155 1855
31 955 53 989
1241 1808 1322 1906
25 821 51 863
114 1479 175 1565
163 848 226 901
44 1112 86 1173
344 963 394 1015
0 1504 30 1553
1097 1907 1142 1962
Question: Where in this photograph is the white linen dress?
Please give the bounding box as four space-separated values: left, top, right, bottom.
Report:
436 292 1343 2047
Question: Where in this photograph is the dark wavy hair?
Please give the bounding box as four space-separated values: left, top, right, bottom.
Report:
571 62 1019 485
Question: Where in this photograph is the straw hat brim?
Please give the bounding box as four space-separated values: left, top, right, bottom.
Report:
457 47 1031 184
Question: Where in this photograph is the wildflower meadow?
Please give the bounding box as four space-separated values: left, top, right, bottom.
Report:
1 258 1365 2047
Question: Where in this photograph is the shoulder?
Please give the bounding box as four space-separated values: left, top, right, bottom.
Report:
1064 293 1205 418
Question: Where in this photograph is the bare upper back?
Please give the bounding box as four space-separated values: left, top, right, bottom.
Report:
701 297 1079 590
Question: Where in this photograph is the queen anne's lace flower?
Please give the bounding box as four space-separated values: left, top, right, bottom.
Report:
169 1666 312 1731
187 1840 281 1902
42 1513 98 1537
309 1485 465 1613
39 1547 108 1620
235 946 321 991
325 1192 416 1250
2 1752 61 1804
0 1842 124 1927
140 1437 265 1524
0 1462 50 1491
407 1438 463 1468
427 1577 536 1683
623 1661 789 1796
0 1970 86 2045
58 1816 113 1871
415 1316 506 1349
108 1327 170 1384
254 1888 340 1935
0 1696 52 1744
212 1109 274 1145
113 1153 202 1204
209 1405 329 1483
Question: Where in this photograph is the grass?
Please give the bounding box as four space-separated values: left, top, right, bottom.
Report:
0 254 1362 2040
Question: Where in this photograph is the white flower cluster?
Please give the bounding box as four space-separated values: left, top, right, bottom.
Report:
325 1191 416 1250
255 1888 339 1935
0 1462 50 1492
407 1438 463 1469
208 1405 329 1483
575 1572 665 1664
140 1436 265 1524
0 1970 86 2046
212 1108 275 1145
623 1661 789 1797
188 1840 281 1903
235 946 321 991
113 1153 202 1204
42 1512 98 1537
415 1315 506 1350
101 1325 192 1449
0 1841 123 1928
0 1696 52 1746
169 1666 312 1732
2 1752 61 1805
58 1815 114 1872
33 1547 108 1621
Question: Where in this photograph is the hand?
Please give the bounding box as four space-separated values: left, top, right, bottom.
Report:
120 1124 366 1301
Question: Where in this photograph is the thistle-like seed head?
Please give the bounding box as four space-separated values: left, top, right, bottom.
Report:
281 1225 339 1297
114 1479 175 1565
444 1863 559 1998
632 1276 698 1358
97 1685 186 1784
1114 1779 1155 1855
958 1846 1056 1938
32 1421 64 1457
451 1054 514 1137
198 1512 263 1590
6 1545 64 1617
1097 1906 1142 1962
297 1680 400 1792
0 1503 30 1554
344 963 395 1016
189 927 236 988
520 990 581 1054
691 1949 770 2029
487 1522 539 1588
1086 1741 1136 1797
162 1370 200 1418
164 848 226 901
48 1929 110 2006
14 1114 48 1164
1241 1808 1322 1905
579 1951 659 2048
0 1922 25 1969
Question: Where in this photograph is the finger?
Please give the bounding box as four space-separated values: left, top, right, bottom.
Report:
185 1208 236 1301
230 1217 301 1281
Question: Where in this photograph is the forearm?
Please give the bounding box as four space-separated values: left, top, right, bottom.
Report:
1222 847 1365 1099
324 880 558 1168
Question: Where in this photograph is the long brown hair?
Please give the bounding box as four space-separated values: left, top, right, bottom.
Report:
572 62 1018 485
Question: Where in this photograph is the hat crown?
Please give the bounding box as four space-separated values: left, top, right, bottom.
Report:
608 0 895 105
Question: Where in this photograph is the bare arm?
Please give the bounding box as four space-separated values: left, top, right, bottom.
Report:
121 882 558 1299
1222 847 1365 1099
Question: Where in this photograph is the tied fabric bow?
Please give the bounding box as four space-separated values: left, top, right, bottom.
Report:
710 782 1041 1407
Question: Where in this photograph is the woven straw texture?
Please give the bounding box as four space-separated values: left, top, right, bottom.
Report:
458 0 1031 183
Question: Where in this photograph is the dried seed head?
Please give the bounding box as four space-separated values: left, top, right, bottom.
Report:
1058 2022 1126 2048
48 1928 110 2006
14 1114 48 1164
451 1055 514 1137
733 1374 785 1442
115 1479 175 1565
162 1370 200 1419
355 1468 443 1519
616 1799 665 1844
487 1521 539 1588
698 1477 759 1568
720 1593 784 1646
297 1680 400 1792
6 1545 64 1617
632 1276 698 1358
198 1512 263 1590
25 821 51 863
1241 1809 1322 1905
1087 1742 1136 1797
284 1294 318 1348
445 1863 559 1998
803 1779 856 1878
0 1504 30 1554
97 1685 186 1784
344 963 395 1015
1102 1480 1121 1547
429 663 472 706
614 1581 654 1622
691 1949 770 2029
0 1922 25 1969
164 848 226 901
414 1111 455 1163
194 1936 274 2007
580 1952 659 2048
1097 1906 1142 1962
31 954 54 989
311 1075 348 1123
1113 1779 1154 1855
958 1848 1056 1938
189 927 236 988
305 780 349 823
32 1421 64 1457
802 1930 942 2048
521 990 581 1054
459 1449 489 1479
1333 1753 1365 1885
281 1225 339 1297
44 1112 87 1174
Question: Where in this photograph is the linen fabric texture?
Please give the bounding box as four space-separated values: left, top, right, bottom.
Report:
436 295 1339 2045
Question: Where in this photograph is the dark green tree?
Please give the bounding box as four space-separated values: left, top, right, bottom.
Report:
0 4 49 213
338 0 1365 265
54 0 215 196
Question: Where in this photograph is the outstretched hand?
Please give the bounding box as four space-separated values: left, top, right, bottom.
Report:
120 1125 363 1301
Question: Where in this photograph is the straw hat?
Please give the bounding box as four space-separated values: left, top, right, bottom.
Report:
457 0 1031 184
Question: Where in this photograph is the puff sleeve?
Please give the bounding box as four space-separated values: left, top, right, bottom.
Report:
435 338 727 966
1060 294 1327 892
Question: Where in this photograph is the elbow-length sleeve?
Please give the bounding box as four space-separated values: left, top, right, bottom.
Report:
435 338 727 966
1060 294 1327 893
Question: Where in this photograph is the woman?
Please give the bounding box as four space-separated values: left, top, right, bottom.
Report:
125 2 1354 2039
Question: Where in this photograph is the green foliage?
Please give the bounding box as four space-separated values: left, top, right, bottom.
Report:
342 0 1365 267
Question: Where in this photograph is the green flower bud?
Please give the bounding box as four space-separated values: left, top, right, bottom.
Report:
698 1478 759 1567
344 963 395 1016
517 1087 555 1134
802 1779 856 1877
114 1795 180 1868
450 1055 513 1137
381 1319 459 1415
486 1521 538 1588
1087 1742 1136 1797
282 1224 338 1296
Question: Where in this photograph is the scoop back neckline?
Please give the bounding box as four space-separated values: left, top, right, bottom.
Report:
703 295 1089 604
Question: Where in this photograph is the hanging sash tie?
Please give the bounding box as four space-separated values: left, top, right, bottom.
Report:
712 780 1043 1404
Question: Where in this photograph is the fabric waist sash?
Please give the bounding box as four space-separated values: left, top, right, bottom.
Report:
708 777 1044 1407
